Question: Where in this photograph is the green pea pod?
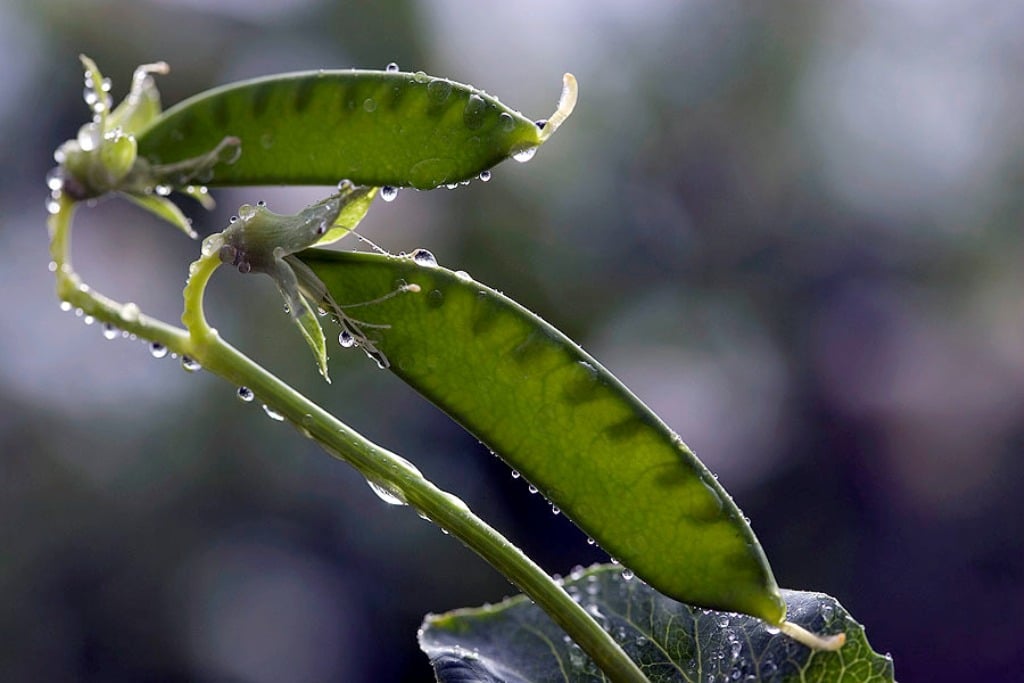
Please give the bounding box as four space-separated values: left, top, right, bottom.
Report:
136 70 577 189
297 248 788 625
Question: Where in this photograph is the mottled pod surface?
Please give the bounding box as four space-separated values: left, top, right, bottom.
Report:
137 70 546 189
300 249 787 623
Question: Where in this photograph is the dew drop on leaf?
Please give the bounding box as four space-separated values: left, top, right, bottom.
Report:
381 185 399 202
411 248 436 266
478 170 491 182
386 62 399 72
512 145 538 163
339 330 357 348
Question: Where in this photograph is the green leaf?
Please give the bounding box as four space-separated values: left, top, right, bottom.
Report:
298 249 786 623
136 70 577 189
419 564 894 683
314 182 378 246
121 192 197 239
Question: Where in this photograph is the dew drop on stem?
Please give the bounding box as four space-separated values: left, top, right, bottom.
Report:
181 355 201 372
338 330 356 348
102 323 118 340
367 480 407 506
262 404 285 421
237 386 254 402
149 342 168 359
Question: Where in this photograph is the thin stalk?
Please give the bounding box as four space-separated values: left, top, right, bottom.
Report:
49 199 650 683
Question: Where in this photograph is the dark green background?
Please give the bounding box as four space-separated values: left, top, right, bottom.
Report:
3 1 1022 681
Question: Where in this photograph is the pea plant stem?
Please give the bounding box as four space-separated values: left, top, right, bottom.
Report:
48 198 650 683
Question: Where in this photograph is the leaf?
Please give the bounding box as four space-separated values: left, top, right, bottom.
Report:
314 183 378 246
298 249 786 623
419 565 894 683
121 192 197 239
135 70 577 189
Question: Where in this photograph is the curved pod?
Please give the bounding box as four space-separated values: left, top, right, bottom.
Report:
299 249 787 624
137 70 576 189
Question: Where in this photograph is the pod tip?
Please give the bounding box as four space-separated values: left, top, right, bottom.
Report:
539 73 578 142
779 620 846 651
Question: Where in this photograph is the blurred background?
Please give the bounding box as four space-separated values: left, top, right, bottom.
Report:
3 0 1023 681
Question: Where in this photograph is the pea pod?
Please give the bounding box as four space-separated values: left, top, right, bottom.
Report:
137 70 577 189
297 248 788 625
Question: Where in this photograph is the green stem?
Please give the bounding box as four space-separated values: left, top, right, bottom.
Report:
49 199 649 683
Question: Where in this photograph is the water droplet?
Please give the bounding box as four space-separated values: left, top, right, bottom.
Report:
45 167 64 191
120 303 141 323
256 199 266 207
181 355 201 372
622 568 634 580
512 145 538 163
237 386 254 402
363 98 377 113
454 270 472 282
764 625 780 635
411 248 436 266
551 506 560 515
101 323 118 340
155 184 172 197
77 122 101 152
463 94 487 130
380 185 398 202
716 615 730 627
535 119 548 130
497 112 516 133
46 197 62 215
478 170 491 182
368 480 407 505
149 342 168 359
262 404 285 421
821 604 835 622
586 537 596 545
386 62 400 72
59 301 72 312
427 79 452 104
528 484 538 494
339 330 357 348
238 203 256 220
511 470 520 479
